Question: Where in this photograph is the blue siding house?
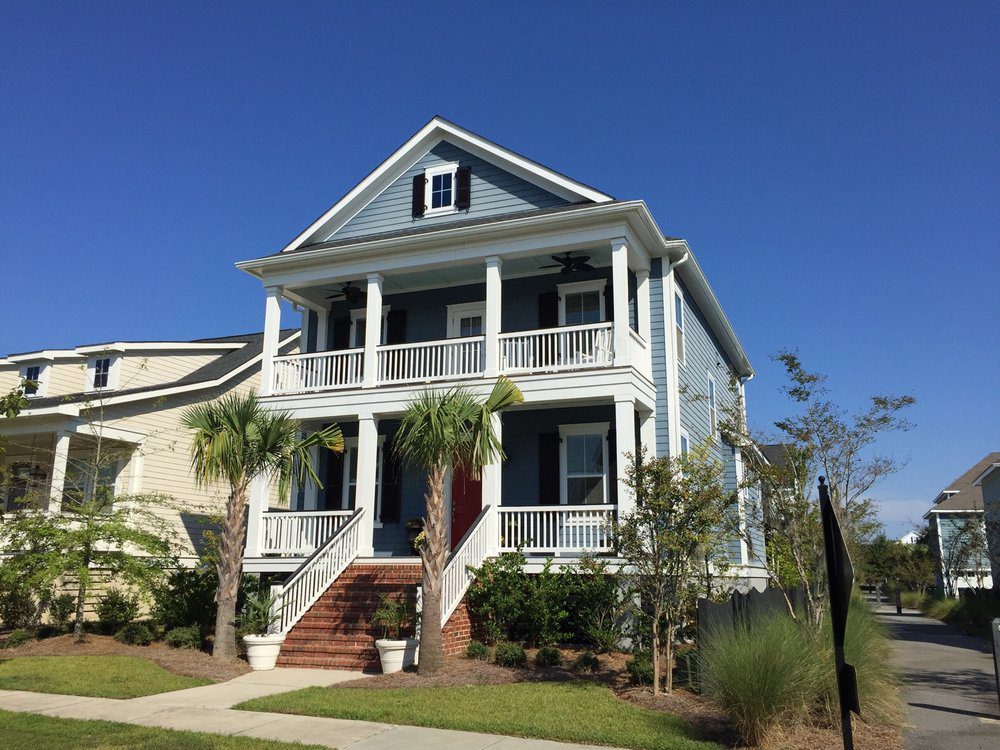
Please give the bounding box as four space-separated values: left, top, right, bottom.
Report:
235 117 765 667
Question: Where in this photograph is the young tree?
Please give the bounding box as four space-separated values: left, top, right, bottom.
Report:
393 377 523 675
616 444 734 695
0 380 34 487
720 351 915 624
182 392 342 660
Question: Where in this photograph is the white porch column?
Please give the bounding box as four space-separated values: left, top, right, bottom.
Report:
259 286 282 396
611 239 631 367
355 414 378 556
638 410 657 460
303 444 320 511
484 256 503 377
244 475 269 558
47 430 71 514
635 268 652 375
481 413 502 556
614 396 637 518
362 273 383 388
314 310 329 352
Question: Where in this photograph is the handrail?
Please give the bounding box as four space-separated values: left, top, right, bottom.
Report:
273 347 362 362
274 507 365 634
440 505 494 625
376 335 485 352
498 321 612 338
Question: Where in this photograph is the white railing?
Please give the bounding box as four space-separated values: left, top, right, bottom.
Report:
497 505 616 553
499 322 614 373
273 508 365 634
272 349 363 394
260 510 354 556
377 336 485 385
440 505 494 625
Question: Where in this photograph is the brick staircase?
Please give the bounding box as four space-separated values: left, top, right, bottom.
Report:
277 562 422 671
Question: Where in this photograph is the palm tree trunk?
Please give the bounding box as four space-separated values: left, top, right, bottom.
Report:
213 485 249 660
418 465 448 675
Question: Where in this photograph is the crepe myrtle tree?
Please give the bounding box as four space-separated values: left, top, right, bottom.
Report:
616 444 734 695
183 392 342 660
719 350 915 624
393 377 523 675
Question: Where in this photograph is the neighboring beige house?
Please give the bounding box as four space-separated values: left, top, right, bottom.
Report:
0 330 298 562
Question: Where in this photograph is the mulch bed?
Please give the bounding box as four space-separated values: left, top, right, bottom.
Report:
0 634 250 682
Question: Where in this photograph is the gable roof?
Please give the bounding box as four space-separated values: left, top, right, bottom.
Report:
924 452 1000 514
281 116 614 254
6 330 299 412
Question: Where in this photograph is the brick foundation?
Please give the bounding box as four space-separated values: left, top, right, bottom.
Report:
441 598 483 656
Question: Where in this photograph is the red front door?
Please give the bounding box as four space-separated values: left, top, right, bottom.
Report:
451 468 482 550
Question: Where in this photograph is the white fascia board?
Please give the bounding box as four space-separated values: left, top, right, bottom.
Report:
1 404 81 423
90 332 299 408
6 350 84 363
75 342 245 354
972 463 1000 486
278 116 614 254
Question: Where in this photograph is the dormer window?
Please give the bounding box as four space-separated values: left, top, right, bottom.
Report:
412 164 471 218
87 355 118 391
22 365 41 396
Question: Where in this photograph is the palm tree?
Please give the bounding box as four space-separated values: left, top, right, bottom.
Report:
182 391 342 660
394 376 523 674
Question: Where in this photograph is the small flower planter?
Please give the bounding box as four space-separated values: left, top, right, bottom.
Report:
375 637 419 673
243 633 286 670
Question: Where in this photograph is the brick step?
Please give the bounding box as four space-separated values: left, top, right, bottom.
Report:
277 655 378 670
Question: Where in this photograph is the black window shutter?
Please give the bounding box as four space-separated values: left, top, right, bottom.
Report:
331 316 351 350
538 432 560 505
455 166 472 210
607 428 617 505
386 310 407 345
538 291 559 329
412 175 425 218
379 436 402 523
603 284 614 323
323 446 345 511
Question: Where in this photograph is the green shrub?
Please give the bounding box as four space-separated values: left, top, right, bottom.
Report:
900 591 931 610
1 628 31 649
534 646 562 667
564 557 625 651
36 625 63 639
115 622 154 646
523 560 570 647
96 588 140 631
466 552 527 644
572 650 600 673
626 649 654 685
151 566 218 633
48 593 76 631
165 625 202 650
0 569 36 629
926 597 960 621
494 641 526 668
465 640 489 661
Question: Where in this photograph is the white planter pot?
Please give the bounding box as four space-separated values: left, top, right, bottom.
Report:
375 638 419 673
243 633 286 671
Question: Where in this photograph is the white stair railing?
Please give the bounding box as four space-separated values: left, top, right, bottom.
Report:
272 507 365 634
440 505 494 625
260 510 354 556
497 505 615 554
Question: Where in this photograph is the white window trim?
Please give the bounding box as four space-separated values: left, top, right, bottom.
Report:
423 162 460 217
558 421 610 505
342 436 386 527
674 289 686 366
85 355 121 393
707 372 718 440
446 301 487 338
349 306 390 348
679 428 690 457
19 363 49 398
557 279 607 326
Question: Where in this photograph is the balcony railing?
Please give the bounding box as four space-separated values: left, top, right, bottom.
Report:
269 323 634 395
498 504 615 554
260 510 354 555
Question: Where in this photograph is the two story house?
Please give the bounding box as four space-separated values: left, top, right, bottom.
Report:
0 330 298 562
236 117 766 668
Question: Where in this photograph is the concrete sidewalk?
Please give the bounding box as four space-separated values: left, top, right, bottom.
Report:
879 608 1000 750
0 667 620 750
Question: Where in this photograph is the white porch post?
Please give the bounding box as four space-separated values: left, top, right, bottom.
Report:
245 475 269 558
635 268 652 374
481 413 502 556
614 396 637 517
47 430 71 514
484 256 503 377
611 239 631 367
314 310 329 352
355 414 378 556
303 444 320 511
639 409 656 460
362 273 383 388
259 286 282 396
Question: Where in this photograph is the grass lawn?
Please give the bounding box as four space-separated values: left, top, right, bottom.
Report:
237 681 722 750
0 656 212 698
0 710 326 750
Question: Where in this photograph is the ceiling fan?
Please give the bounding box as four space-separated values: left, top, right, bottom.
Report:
540 252 595 275
325 281 366 305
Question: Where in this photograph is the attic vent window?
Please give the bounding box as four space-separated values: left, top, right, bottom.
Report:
413 163 471 218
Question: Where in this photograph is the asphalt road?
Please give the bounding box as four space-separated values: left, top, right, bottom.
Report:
880 608 1000 750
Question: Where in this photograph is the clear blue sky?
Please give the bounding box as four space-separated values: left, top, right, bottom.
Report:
3 2 997 535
